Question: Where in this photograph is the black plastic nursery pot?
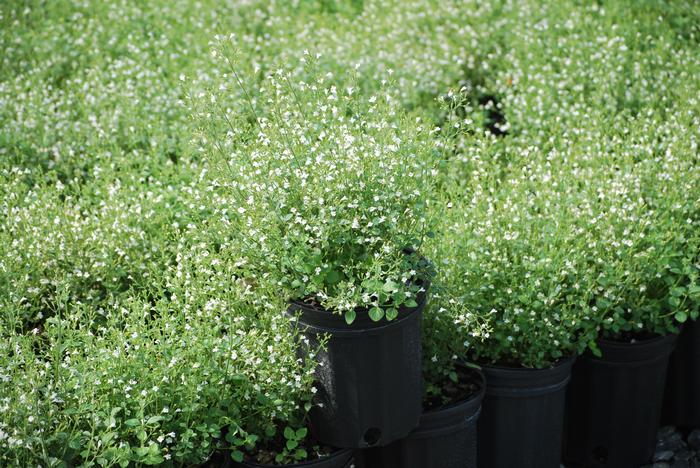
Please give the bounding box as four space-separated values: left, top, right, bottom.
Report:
564 333 678 468
230 449 354 468
477 355 575 468
287 288 427 449
663 319 700 428
355 368 485 468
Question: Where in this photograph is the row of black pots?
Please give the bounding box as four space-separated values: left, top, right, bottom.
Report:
354 330 683 468
231 297 698 467
354 356 575 468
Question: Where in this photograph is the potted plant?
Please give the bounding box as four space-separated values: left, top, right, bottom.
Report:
416 155 596 468
0 254 356 468
565 160 699 467
662 199 700 429
355 289 489 468
194 46 440 448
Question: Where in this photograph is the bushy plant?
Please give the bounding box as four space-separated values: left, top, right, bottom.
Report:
193 47 440 323
0 274 319 467
3 1 700 465
470 0 700 341
585 146 700 340
420 0 700 364
427 150 604 369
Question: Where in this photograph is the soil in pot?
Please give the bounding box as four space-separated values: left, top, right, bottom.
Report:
218 448 354 468
209 428 354 468
663 319 700 428
564 333 678 468
355 365 485 468
478 355 575 468
288 284 428 449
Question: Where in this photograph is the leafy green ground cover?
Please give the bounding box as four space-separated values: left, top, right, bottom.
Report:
1 0 699 465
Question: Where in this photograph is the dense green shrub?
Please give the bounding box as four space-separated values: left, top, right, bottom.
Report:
2 0 700 464
193 48 440 323
0 276 318 466
421 0 700 377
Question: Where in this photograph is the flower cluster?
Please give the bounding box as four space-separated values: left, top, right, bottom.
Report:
423 0 700 373
193 46 440 323
0 239 319 466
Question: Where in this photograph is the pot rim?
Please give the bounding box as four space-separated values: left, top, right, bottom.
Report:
409 368 485 438
482 354 576 397
594 331 679 363
287 281 429 334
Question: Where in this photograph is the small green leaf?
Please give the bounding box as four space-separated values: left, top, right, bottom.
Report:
671 287 686 297
345 309 356 324
326 270 341 284
675 311 688 323
405 299 418 308
385 307 398 321
100 431 116 445
369 307 384 321
144 455 164 465
295 448 308 460
134 447 150 457
382 280 398 293
231 450 244 462
146 416 163 425
144 445 164 466
295 427 308 439
124 419 140 427
284 427 295 440
286 440 299 450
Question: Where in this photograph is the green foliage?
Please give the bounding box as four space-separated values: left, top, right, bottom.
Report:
192 46 439 323
422 0 700 375
0 269 319 466
2 0 700 463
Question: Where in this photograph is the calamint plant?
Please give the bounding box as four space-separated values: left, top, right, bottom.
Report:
0 282 320 466
193 42 440 323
